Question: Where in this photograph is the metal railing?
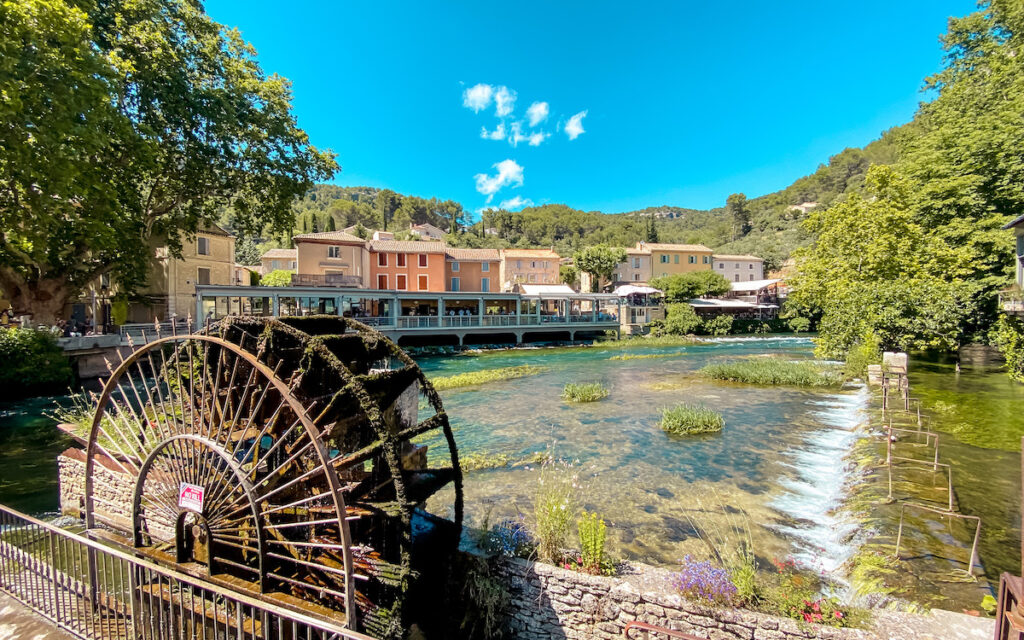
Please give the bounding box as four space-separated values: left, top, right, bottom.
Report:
0 505 372 640
623 620 704 639
290 274 363 288
1000 289 1024 314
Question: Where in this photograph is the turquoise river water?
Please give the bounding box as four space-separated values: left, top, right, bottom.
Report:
0 336 1020 609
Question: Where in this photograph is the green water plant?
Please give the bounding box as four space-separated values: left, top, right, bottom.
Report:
431 365 546 391
533 457 580 563
561 382 609 402
699 358 841 387
608 352 684 361
460 452 513 471
660 404 724 435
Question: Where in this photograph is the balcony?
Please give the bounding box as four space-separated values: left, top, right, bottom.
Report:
290 273 363 288
1000 288 1024 315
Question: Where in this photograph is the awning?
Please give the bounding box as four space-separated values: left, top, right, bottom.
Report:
613 285 662 296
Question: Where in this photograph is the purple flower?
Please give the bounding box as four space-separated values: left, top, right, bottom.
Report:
668 555 737 605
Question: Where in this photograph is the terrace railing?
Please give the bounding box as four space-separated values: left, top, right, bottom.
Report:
1000 288 1024 315
0 504 371 640
291 274 363 288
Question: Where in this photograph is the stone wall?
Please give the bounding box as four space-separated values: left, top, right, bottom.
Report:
494 557 875 640
58 447 135 532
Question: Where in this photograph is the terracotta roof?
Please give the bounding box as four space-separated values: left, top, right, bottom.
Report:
444 248 500 261
368 240 447 254
260 248 297 259
501 248 560 259
625 247 651 255
293 231 365 244
712 254 763 261
641 243 713 252
200 224 233 237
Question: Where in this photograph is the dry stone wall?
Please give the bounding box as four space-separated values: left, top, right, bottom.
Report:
494 557 875 640
58 447 134 532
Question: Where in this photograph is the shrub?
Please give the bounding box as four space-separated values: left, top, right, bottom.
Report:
669 555 737 605
533 458 580 563
650 303 702 336
650 272 731 302
482 518 535 558
577 512 608 574
842 332 881 379
260 269 294 287
432 365 546 390
703 314 734 336
0 328 73 400
991 315 1024 382
561 382 609 402
699 358 841 387
788 316 811 333
761 558 856 628
659 404 724 435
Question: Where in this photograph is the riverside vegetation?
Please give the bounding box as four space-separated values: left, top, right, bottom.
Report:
561 382 609 403
699 358 842 387
659 404 725 435
430 365 546 390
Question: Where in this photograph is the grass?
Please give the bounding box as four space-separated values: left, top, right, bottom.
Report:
460 452 513 471
659 403 725 435
609 351 685 361
430 365 547 390
699 357 842 387
561 382 609 403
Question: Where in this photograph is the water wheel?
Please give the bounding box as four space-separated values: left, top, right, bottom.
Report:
83 316 463 638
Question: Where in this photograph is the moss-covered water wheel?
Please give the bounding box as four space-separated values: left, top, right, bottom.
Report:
83 316 463 638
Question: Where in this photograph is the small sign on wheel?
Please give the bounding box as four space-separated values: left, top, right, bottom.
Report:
179 483 205 513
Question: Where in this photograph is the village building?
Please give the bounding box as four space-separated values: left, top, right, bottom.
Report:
368 240 447 291
642 242 714 278
293 231 369 287
259 248 297 275
1002 214 1024 313
500 248 561 290
444 248 500 292
410 223 447 241
712 254 765 282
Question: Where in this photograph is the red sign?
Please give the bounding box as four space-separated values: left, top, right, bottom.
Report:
178 483 205 513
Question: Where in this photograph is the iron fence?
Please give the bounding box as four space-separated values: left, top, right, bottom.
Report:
0 505 373 640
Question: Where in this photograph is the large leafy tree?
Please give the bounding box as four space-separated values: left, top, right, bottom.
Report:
650 271 731 303
0 0 337 323
573 245 627 292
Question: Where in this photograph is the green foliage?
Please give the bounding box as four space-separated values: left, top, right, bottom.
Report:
431 365 546 391
726 193 751 239
577 512 608 574
787 316 811 333
0 0 335 323
110 299 129 326
699 358 842 387
990 315 1024 382
649 303 702 336
533 458 580 563
455 555 509 640
460 452 513 472
260 270 294 287
842 332 882 379
650 271 731 303
703 314 734 337
659 404 725 435
0 328 73 399
561 382 609 403
559 264 579 289
234 238 262 265
573 245 627 291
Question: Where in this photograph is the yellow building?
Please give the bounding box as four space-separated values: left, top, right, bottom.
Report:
293 231 369 287
500 249 561 290
643 242 713 278
259 248 297 275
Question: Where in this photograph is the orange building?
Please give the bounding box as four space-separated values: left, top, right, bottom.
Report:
368 240 446 292
444 248 500 292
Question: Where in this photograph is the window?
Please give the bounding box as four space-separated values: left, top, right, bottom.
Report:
633 273 640 281
718 263 724 269
749 263 754 269
328 246 340 258
396 275 407 290
481 262 489 272
451 261 460 272
290 261 297 269
660 255 669 264
674 255 680 264
749 274 755 281
197 237 210 256
100 273 111 289
734 274 740 282
632 257 641 269
735 262 740 269
530 261 537 269
418 254 428 268
481 278 489 292
528 273 536 283
450 277 460 291
377 274 388 289
378 253 388 267
197 267 211 285
516 260 522 269
397 253 406 267
703 256 710 264
418 275 428 290
688 255 695 264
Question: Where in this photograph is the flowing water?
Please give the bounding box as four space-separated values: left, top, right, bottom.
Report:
0 336 1020 609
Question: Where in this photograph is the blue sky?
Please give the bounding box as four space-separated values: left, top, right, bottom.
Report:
205 1 976 216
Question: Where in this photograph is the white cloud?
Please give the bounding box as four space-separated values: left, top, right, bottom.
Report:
494 86 516 117
463 83 493 112
565 110 588 140
526 101 549 127
528 132 548 146
480 123 506 141
499 196 533 210
474 159 524 202
508 121 527 148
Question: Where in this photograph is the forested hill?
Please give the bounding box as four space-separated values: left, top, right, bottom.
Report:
268 125 903 271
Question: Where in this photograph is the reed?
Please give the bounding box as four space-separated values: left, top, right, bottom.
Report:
699 358 841 387
660 404 725 435
561 382 609 402
431 365 546 390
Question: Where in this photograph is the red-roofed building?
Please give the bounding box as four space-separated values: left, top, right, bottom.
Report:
368 240 447 291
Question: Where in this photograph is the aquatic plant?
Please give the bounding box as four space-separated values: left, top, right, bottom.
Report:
460 452 513 471
431 365 546 391
532 457 580 563
482 518 535 558
608 352 684 361
699 358 841 387
669 555 737 605
659 404 724 435
561 382 609 402
680 490 758 604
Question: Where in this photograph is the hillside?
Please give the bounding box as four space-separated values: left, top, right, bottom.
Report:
244 125 904 271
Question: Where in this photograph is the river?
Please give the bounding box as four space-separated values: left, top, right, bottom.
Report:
0 336 1020 610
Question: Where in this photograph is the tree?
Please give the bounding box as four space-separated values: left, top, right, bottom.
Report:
650 303 702 336
573 245 627 292
0 0 336 323
260 270 294 287
324 216 337 232
374 189 400 231
234 238 262 265
437 200 465 235
646 217 659 243
726 193 751 240
560 265 580 289
650 271 731 303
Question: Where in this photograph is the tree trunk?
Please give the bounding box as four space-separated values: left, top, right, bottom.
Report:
0 272 73 326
